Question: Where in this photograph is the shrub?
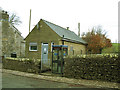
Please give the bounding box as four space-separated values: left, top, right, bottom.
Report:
2 57 41 74
64 54 119 83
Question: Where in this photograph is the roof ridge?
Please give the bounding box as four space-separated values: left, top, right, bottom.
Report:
41 19 87 44
42 19 74 33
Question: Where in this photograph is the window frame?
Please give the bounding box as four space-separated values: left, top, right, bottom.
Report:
29 42 38 51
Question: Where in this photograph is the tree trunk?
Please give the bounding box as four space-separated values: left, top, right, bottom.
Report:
99 48 102 54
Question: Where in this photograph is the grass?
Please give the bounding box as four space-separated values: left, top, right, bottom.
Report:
102 43 119 54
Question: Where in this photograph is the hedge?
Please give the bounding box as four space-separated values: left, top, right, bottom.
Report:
64 54 120 83
2 57 41 74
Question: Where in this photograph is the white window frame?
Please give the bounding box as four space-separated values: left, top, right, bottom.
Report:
29 42 38 51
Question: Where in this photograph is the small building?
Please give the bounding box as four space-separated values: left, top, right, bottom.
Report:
0 9 25 58
25 19 87 64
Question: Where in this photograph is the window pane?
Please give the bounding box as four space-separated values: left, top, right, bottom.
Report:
30 46 37 50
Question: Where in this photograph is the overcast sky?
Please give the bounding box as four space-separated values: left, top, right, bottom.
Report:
0 0 119 43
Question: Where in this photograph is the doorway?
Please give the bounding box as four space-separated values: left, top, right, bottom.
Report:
41 43 50 71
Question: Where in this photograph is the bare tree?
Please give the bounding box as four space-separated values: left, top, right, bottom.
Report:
9 13 22 25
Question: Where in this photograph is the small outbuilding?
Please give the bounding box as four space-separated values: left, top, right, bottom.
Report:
25 19 87 67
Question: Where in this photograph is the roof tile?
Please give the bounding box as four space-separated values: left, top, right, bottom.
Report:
42 19 87 44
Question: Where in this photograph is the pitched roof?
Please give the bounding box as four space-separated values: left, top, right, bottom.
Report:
42 19 87 45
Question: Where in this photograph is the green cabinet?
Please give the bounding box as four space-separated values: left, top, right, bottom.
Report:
52 45 68 74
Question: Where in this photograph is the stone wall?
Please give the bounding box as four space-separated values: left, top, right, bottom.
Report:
9 24 25 57
25 20 60 59
0 10 2 57
1 10 25 57
0 21 2 57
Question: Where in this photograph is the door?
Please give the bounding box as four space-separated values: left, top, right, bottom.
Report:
41 43 49 71
52 49 62 74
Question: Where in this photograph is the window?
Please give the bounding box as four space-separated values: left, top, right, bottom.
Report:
70 46 74 55
29 42 37 51
70 46 73 51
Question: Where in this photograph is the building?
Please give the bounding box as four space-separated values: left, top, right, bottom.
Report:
25 19 87 64
0 9 25 58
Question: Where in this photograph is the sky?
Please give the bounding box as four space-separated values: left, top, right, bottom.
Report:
0 0 119 43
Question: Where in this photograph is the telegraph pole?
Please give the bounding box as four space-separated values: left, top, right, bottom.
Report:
29 9 31 33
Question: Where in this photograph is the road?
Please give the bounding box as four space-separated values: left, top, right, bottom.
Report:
2 72 104 89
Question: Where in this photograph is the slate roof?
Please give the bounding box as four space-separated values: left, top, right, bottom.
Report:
42 19 87 45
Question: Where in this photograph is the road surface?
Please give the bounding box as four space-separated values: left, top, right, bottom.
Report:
2 72 89 88
2 72 111 89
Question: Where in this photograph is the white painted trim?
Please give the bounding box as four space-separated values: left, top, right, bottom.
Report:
29 43 38 51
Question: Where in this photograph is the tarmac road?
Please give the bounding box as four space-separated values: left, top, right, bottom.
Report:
2 72 87 88
2 72 107 89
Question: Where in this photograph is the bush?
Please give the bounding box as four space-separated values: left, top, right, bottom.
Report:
2 57 41 74
64 54 119 83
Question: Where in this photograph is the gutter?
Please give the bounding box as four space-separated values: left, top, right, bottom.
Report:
62 38 88 45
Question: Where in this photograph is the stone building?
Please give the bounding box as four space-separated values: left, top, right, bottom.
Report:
25 19 87 62
0 9 25 58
